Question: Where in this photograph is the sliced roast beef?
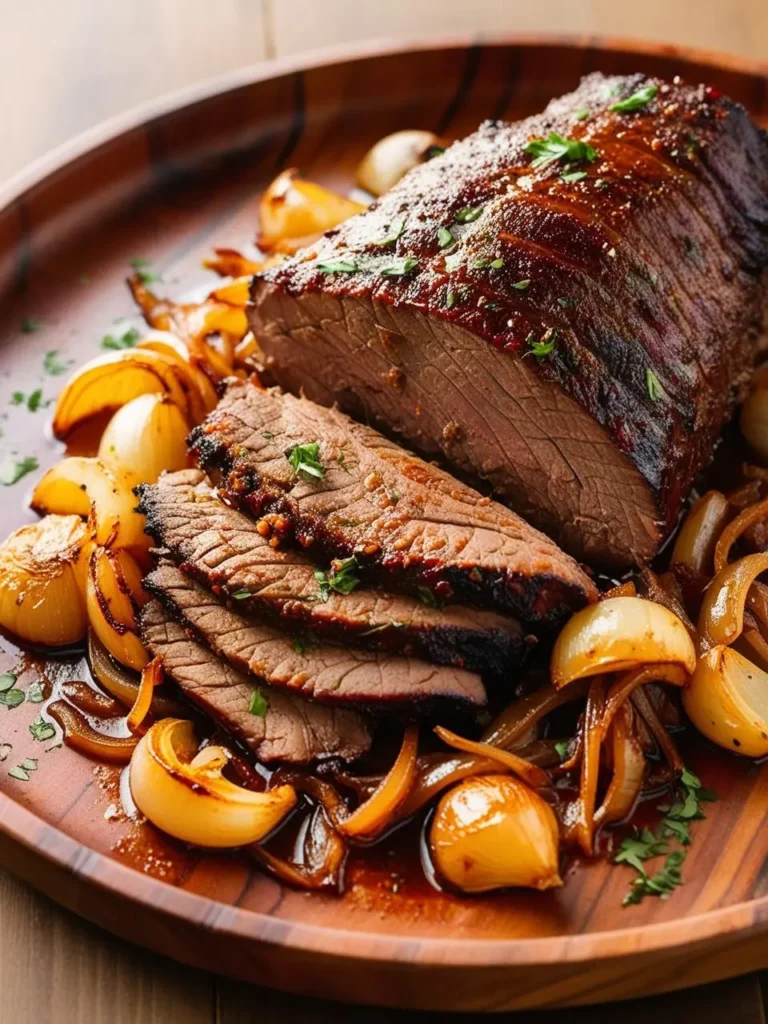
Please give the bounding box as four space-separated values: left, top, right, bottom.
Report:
191 379 596 622
144 561 487 710
138 468 529 677
140 600 371 763
247 72 768 568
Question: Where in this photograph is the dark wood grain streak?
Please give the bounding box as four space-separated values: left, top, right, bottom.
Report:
0 38 766 1012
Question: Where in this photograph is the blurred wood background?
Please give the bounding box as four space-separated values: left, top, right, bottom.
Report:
2 0 768 1021
2 0 768 182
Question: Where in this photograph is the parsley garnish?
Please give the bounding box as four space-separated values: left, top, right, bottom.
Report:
381 257 419 276
527 329 557 358
248 689 268 718
30 715 55 742
336 452 351 474
512 279 530 290
101 327 140 350
27 681 44 703
553 740 571 761
43 350 70 376
623 850 686 906
610 84 658 113
615 827 669 874
0 673 16 693
286 441 325 480
231 589 252 600
0 456 39 486
130 257 161 285
437 227 454 249
21 317 41 333
472 257 503 270
0 687 25 708
416 586 438 608
576 107 590 121
646 368 664 401
10 392 24 406
377 218 405 246
454 206 484 224
261 430 275 439
360 621 402 637
445 289 457 310
424 144 445 160
561 169 587 183
317 260 357 274
525 133 598 169
8 765 30 781
314 556 361 601
291 635 307 656
27 389 46 412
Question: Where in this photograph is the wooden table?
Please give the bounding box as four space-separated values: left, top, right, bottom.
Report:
2 2 768 1020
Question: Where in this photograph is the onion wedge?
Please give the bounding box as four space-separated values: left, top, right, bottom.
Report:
130 719 297 847
257 169 365 252
86 547 149 671
338 726 418 840
127 657 163 733
683 645 768 757
672 490 730 576
47 700 138 763
434 726 549 788
551 597 696 689
699 552 768 648
593 704 645 828
600 663 688 741
714 497 768 574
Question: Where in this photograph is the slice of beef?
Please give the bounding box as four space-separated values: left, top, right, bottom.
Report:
145 561 487 710
140 600 371 763
247 72 768 568
138 468 529 678
190 379 597 622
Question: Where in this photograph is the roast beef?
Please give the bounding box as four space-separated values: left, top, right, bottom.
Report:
247 72 768 568
138 468 528 678
140 600 371 763
191 380 596 622
144 561 487 710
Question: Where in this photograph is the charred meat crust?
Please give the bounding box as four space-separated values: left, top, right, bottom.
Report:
248 72 768 568
140 599 372 764
137 469 529 680
189 382 597 623
143 561 488 712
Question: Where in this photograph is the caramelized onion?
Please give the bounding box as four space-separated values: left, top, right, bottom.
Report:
251 805 346 892
672 490 730 577
631 688 683 772
600 663 688 741
714 497 768 574
127 657 163 733
481 679 590 748
433 725 549 788
98 393 190 486
682 645 768 757
552 597 696 688
130 719 297 847
47 700 138 763
593 703 645 828
600 581 637 600
398 753 501 820
739 386 768 461
86 548 149 671
356 130 442 196
698 552 768 648
565 678 606 856
338 726 418 840
429 775 562 894
257 169 365 252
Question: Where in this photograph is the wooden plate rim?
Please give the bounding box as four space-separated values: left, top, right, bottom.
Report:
1 33 767 971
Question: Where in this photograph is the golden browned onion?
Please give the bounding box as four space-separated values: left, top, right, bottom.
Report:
0 515 89 646
433 725 549 788
87 629 183 717
47 700 138 763
129 276 248 354
593 703 645 828
429 775 562 894
600 663 688 741
714 496 768 574
356 130 443 196
130 719 297 847
251 805 346 892
86 547 149 672
203 248 263 278
257 169 366 252
682 645 768 757
126 656 163 733
699 552 768 648
564 678 606 856
671 490 730 576
481 679 590 748
740 386 768 461
338 726 418 840
98 393 190 485
551 597 696 689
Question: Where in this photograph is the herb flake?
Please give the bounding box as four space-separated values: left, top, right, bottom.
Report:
101 327 140 350
27 680 44 703
20 317 41 334
0 672 17 693
0 456 38 486
314 556 361 602
248 689 268 718
454 206 483 224
30 715 55 742
43 350 70 376
610 84 658 114
232 589 252 600
561 169 587 183
437 227 455 249
525 133 598 169
286 441 325 480
377 218 406 247
646 368 664 402
381 257 419 277
317 259 357 274
0 689 25 709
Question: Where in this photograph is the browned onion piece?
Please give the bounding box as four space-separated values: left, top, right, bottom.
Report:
735 622 768 672
338 726 418 840
564 677 605 856
600 662 688 741
251 805 346 892
127 657 163 733
600 581 637 600
714 496 768 574
638 568 699 643
699 552 768 648
671 490 730 577
269 770 349 831
631 688 683 772
433 725 549 788
88 629 184 718
60 680 124 718
593 703 645 828
47 700 138 763
398 753 500 820
481 679 590 749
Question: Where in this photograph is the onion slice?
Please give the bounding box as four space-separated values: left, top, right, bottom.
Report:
600 663 688 741
682 645 768 757
251 806 346 892
593 704 645 828
338 726 418 840
672 490 730 576
434 726 549 788
87 629 183 716
714 497 768 574
130 719 297 847
552 597 696 689
47 700 138 763
127 657 163 733
699 552 768 648
481 679 590 748
565 678 605 856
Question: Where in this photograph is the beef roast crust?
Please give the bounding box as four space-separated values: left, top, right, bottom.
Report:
144 561 487 710
190 381 597 622
140 600 371 763
138 469 529 678
249 72 768 567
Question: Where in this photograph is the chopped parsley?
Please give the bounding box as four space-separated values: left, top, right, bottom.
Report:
444 252 463 273
576 107 591 121
416 586 438 608
0 688 25 708
291 635 307 656
11 390 47 412
360 621 402 637
610 84 658 113
0 673 17 693
623 850 686 906
261 430 275 439
454 205 484 224
472 257 503 270
336 452 351 474
424 144 445 160
43 350 70 376
511 279 530 290
615 827 669 874
231 589 252 600
525 133 598 169
381 257 419 276
27 681 44 703
553 740 571 762
0 456 38 486
527 329 557 358
445 289 458 310
21 317 41 334
437 227 455 249
30 715 55 742
646 368 664 401
10 392 24 406
8 765 30 781
101 327 140 350
130 257 161 285
557 297 577 309
21 757 38 771
377 218 406 246
314 556 361 601
317 259 357 274
286 441 325 480
248 689 268 718
561 169 587 183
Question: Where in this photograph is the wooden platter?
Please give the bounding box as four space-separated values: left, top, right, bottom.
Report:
0 37 767 1012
